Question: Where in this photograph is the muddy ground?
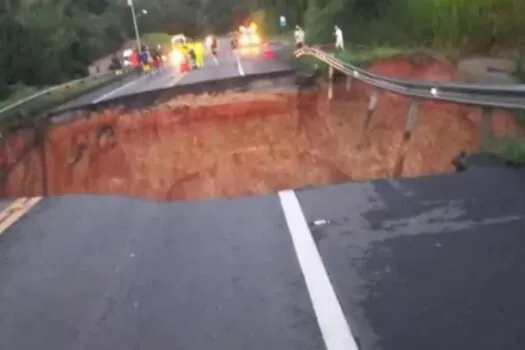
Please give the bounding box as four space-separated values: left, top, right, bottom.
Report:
0 58 519 200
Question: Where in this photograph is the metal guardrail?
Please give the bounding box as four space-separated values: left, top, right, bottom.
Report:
0 71 116 119
296 46 525 110
295 46 524 173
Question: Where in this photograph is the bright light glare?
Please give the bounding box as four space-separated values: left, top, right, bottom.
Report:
240 46 261 56
169 50 183 65
239 34 260 46
205 36 213 47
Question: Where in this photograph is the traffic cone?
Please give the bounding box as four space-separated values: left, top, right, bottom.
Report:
180 60 190 72
263 43 273 58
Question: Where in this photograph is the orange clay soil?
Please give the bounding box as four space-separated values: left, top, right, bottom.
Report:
0 58 519 200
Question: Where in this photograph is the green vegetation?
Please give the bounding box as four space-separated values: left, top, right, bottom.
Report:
495 55 525 166
511 54 525 83
248 0 525 53
489 137 525 167
0 84 38 110
3 0 525 120
294 46 448 76
0 0 250 112
142 33 172 48
0 0 130 107
0 30 172 115
0 72 128 130
246 0 525 166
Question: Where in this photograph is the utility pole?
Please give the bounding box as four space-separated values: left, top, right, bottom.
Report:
127 0 141 50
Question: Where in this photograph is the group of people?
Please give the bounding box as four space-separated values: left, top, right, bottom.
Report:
294 25 344 50
174 35 219 68
117 46 165 75
108 35 220 76
180 39 205 68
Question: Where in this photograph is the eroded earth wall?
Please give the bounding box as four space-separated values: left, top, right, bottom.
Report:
0 59 519 200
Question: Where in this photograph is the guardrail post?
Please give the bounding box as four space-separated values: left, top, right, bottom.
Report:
393 99 420 177
328 65 334 100
345 75 352 91
36 125 49 196
478 107 493 151
356 89 379 148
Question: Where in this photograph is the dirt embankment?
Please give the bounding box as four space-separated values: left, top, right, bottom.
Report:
0 58 519 200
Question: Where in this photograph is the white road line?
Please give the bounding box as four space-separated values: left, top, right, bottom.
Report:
0 197 42 237
168 72 188 87
93 75 147 103
278 190 358 350
234 52 245 76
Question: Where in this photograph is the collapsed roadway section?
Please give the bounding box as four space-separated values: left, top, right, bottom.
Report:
0 49 524 350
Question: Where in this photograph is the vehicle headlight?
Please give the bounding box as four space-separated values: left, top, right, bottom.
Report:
169 50 183 64
240 35 249 45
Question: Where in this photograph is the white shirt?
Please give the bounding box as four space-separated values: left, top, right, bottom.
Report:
295 29 305 43
335 28 343 41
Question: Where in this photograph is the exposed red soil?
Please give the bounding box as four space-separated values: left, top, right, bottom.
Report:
0 58 519 200
367 56 456 82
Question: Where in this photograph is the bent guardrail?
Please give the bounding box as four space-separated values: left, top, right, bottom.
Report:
296 46 525 109
295 46 525 174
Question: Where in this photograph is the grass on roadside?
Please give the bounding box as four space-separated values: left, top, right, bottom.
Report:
297 41 464 74
269 31 293 44
488 137 525 167
297 45 453 75
0 84 39 110
340 45 461 64
0 72 125 130
142 33 172 48
497 55 525 164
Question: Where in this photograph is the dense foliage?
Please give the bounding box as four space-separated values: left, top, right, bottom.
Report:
0 0 255 99
0 0 132 97
246 0 525 51
2 0 524 100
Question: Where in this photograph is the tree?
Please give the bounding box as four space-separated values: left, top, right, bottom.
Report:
0 0 132 89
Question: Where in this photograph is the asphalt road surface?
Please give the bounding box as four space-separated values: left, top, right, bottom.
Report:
57 38 291 111
1 167 525 350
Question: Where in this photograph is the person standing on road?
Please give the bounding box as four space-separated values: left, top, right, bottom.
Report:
230 31 238 50
334 25 344 50
210 35 219 65
186 39 197 69
294 25 305 49
151 46 162 72
129 48 139 74
194 40 204 68
109 54 123 75
139 46 150 75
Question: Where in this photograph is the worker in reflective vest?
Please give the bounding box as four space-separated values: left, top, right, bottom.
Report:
194 40 204 68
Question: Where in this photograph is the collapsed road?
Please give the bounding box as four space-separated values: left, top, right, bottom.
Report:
1 70 518 199
1 39 525 350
